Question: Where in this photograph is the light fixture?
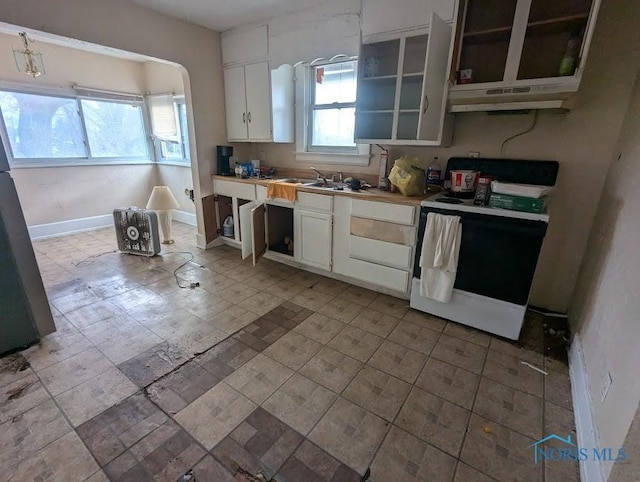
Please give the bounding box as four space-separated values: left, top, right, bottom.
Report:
13 32 45 78
146 186 180 244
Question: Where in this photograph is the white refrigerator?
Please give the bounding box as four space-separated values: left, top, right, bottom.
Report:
0 141 56 354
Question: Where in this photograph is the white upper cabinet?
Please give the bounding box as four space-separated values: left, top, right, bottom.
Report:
448 0 602 110
221 25 294 143
361 0 455 40
355 13 453 146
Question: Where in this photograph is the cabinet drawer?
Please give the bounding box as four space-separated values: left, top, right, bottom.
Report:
350 217 417 245
213 180 256 200
349 235 413 270
296 192 332 211
351 199 415 225
347 258 410 293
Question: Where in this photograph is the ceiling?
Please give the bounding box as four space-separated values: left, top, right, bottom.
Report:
131 0 324 31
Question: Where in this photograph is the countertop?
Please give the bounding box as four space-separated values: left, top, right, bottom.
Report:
212 175 431 206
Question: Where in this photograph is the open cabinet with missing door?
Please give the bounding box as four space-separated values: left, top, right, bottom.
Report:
239 202 294 265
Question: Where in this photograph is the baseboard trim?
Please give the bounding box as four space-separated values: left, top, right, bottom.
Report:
172 210 197 226
569 334 605 482
28 214 113 239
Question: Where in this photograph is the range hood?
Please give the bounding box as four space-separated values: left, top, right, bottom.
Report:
447 78 579 113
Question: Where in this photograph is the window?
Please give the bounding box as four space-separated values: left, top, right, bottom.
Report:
294 58 370 165
0 88 150 164
148 95 190 164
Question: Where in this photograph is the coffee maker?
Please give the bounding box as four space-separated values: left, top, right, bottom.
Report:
217 145 233 176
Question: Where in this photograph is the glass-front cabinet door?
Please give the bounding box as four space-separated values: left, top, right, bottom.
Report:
355 13 452 145
452 0 599 86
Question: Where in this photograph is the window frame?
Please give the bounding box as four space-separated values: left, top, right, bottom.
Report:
152 95 191 166
0 81 154 168
294 59 370 166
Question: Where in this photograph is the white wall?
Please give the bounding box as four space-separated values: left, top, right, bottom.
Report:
0 0 226 245
238 0 640 312
570 69 640 479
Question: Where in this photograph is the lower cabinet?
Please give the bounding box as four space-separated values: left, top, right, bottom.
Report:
238 201 332 270
295 210 332 271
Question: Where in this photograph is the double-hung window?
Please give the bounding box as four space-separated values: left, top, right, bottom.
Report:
295 58 369 165
0 87 150 165
148 94 190 164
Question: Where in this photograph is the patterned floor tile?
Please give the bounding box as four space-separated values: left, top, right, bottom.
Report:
63 299 126 330
212 407 304 478
276 440 361 482
263 373 337 435
473 378 543 440
299 347 363 393
415 358 480 410
460 413 541 482
370 426 457 481
483 350 544 397
387 320 440 355
444 322 492 347
327 325 383 363
55 365 138 427
290 289 335 312
191 455 235 481
7 431 99 482
263 331 322 370
311 278 351 297
367 340 427 383
294 313 346 344
396 387 470 457
369 294 410 319
224 354 294 404
490 337 545 365
0 373 50 424
117 342 188 388
342 366 410 422
403 309 448 332
545 365 574 411
146 359 221 414
244 291 285 316
454 462 496 481
207 305 261 334
317 297 364 323
337 285 378 306
350 309 401 338
195 337 258 378
309 397 389 473
431 334 488 374
38 347 113 396
175 382 257 450
263 280 307 300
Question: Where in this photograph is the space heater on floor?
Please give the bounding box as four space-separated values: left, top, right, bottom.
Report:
113 208 161 256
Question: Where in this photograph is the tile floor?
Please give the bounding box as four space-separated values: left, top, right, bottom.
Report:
0 222 579 481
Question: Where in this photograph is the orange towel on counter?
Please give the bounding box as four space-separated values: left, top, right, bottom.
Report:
266 181 298 202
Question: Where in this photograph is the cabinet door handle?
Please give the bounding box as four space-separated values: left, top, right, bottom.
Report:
247 112 252 123
423 95 430 114
242 112 246 124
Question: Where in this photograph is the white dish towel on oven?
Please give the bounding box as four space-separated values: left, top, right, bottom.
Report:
419 213 462 303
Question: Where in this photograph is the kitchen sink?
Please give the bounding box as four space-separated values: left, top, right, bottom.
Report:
276 178 316 184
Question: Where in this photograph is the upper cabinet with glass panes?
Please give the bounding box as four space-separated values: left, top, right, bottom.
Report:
449 0 601 105
355 13 454 146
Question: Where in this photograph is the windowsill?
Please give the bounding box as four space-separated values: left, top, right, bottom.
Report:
9 159 156 169
294 151 371 166
156 160 191 167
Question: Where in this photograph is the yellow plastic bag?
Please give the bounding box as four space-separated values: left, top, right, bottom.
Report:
388 156 424 196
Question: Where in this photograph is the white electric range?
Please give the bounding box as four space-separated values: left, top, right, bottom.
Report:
410 158 558 340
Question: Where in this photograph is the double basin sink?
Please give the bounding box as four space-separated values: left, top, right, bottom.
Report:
276 178 351 192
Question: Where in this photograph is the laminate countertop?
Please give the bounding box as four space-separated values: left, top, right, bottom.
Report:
212 175 435 206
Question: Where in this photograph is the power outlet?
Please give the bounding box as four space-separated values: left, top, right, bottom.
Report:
468 151 480 158
601 372 613 402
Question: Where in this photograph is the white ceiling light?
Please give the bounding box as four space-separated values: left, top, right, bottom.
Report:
13 32 45 78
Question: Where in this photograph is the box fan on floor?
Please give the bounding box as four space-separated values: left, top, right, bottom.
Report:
113 208 160 256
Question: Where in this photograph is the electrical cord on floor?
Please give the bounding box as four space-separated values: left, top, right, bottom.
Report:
161 251 202 289
74 250 118 267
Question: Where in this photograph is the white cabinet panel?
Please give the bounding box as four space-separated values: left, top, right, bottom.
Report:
362 0 455 39
245 62 272 141
295 192 333 212
347 257 410 292
349 235 413 270
213 179 256 200
351 199 416 225
222 25 268 66
223 66 248 141
239 201 256 260
295 210 332 271
418 13 453 141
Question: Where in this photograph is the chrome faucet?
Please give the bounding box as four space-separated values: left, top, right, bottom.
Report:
310 166 328 185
